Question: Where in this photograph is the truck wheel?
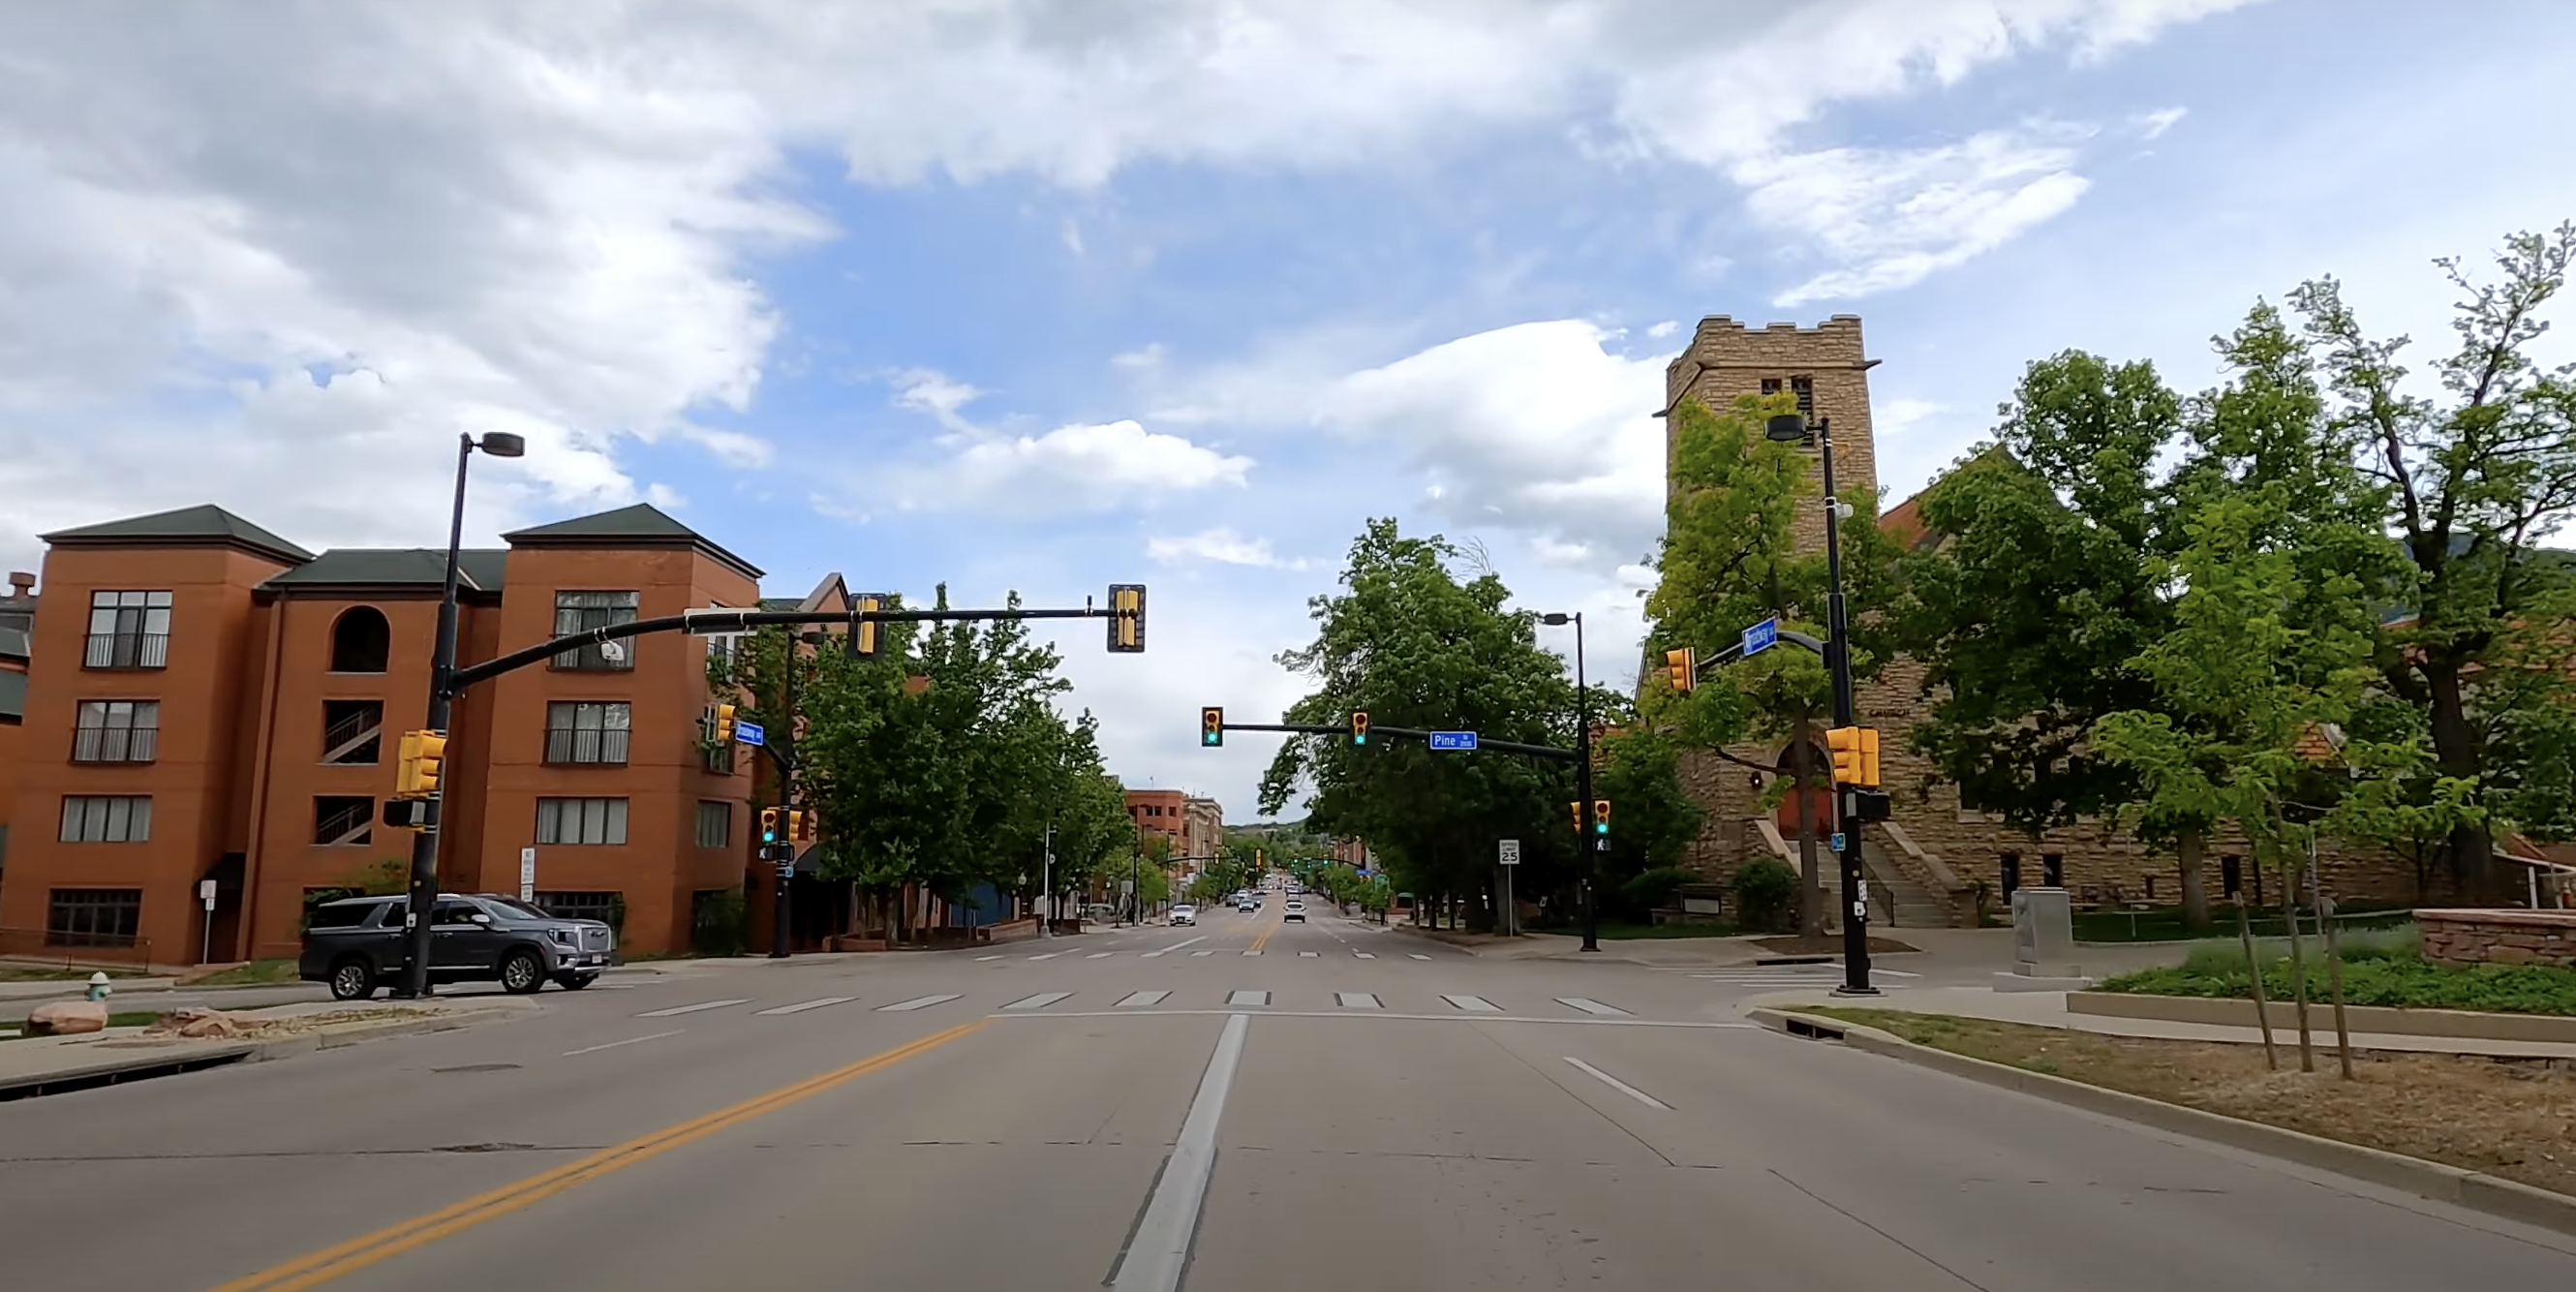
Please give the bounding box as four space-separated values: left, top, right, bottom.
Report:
499 949 546 995
329 959 377 1000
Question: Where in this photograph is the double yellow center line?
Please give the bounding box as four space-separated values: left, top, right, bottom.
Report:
206 1019 986 1292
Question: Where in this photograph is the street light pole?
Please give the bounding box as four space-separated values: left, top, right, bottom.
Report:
1041 818 1055 937
1542 611 1599 953
1767 411 1877 997
398 430 524 1000
770 633 801 959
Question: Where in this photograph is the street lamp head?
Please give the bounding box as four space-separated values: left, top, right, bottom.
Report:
475 431 528 458
1540 612 1571 626
1764 414 1808 444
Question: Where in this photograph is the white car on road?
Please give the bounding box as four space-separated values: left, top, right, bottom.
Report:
1283 899 1305 923
1169 904 1196 927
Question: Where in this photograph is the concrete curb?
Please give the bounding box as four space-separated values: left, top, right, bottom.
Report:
2070 991 2576 1046
0 1002 535 1100
1747 1006 2576 1240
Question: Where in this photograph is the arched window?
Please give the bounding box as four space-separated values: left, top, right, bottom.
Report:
329 606 390 673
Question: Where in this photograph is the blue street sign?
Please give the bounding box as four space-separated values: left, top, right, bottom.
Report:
1742 617 1779 657
735 720 766 748
1829 832 1847 853
1428 731 1479 751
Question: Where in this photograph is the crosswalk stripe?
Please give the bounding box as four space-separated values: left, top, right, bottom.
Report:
1555 998 1628 1016
974 954 1004 962
1086 952 1115 959
1143 935 1208 958
1190 950 1214 957
635 998 749 1017
755 997 856 1016
1228 990 1270 1006
1354 951 1376 959
1408 954 1431 961
1300 950 1319 958
1336 992 1381 1009
1116 991 1170 1007
876 994 961 1012
1242 950 1261 957
1002 992 1073 1011
1441 995 1502 1013
1027 952 1065 961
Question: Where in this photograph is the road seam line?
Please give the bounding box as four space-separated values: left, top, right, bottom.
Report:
633 999 750 1018
562 1030 682 1056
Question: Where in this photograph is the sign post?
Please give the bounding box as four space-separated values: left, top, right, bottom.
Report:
199 878 217 965
519 846 537 903
1498 839 1520 937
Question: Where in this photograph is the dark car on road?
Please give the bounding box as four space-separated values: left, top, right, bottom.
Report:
299 893 616 1000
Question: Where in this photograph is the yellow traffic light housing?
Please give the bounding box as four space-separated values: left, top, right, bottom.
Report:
713 702 737 744
1107 584 1147 653
759 807 782 845
1665 647 1697 693
1351 711 1369 746
852 594 883 659
787 810 810 843
1826 726 1881 787
394 729 447 798
1593 799 1611 836
1202 706 1224 748
1569 801 1583 834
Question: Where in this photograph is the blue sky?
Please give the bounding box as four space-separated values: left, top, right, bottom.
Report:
5 0 2573 821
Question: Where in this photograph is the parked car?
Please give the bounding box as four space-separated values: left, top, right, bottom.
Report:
299 893 616 1000
1170 903 1197 927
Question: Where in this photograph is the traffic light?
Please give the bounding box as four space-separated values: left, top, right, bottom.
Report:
394 730 446 798
1665 647 1697 693
713 702 737 744
787 810 810 843
1351 711 1369 746
1107 583 1147 653
1593 799 1611 836
1202 706 1224 748
760 807 782 845
1827 726 1881 787
1570 800 1583 834
852 594 883 659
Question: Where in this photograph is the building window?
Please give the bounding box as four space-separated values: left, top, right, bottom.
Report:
545 701 632 764
537 797 629 846
46 888 142 947
695 801 731 848
704 739 735 775
322 699 383 764
72 700 159 762
85 590 171 669
314 796 374 846
60 795 151 843
534 890 623 930
328 606 391 673
552 591 639 670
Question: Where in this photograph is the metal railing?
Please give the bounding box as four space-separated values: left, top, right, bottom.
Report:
71 725 158 762
322 706 383 765
82 631 169 669
0 927 159 975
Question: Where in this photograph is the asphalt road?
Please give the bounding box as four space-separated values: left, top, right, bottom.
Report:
3 904 2571 1291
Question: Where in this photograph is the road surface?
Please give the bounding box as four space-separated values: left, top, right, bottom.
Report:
3 905 2570 1290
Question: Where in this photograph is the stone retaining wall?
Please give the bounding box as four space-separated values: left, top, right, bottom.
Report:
2415 908 2576 969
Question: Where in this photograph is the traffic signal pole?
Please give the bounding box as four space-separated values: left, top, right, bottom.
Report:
1816 419 1878 997
396 436 475 1000
770 636 799 959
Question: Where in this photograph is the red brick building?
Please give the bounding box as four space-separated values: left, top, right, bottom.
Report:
0 501 850 964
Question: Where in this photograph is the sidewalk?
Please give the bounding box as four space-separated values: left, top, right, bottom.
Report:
1742 984 2576 1061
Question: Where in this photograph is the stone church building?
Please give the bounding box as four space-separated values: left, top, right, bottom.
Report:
1654 315 2475 928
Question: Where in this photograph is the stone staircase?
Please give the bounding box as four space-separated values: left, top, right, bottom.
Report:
1863 840 1956 929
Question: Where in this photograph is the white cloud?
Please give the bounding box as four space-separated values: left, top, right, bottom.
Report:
1751 127 2098 306
2134 106 2189 138
878 418 1254 517
1644 320 1680 338
1112 343 1168 370
1148 527 1307 569
891 368 987 435
1309 320 1667 575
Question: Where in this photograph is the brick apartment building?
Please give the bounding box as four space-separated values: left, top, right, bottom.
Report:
0 501 858 964
1125 787 1221 874
1658 315 2461 919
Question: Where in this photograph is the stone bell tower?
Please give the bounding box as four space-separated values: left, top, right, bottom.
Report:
1660 314 1881 552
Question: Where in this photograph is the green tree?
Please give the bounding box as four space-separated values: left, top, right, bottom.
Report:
2290 223 2576 898
1642 392 1903 938
1259 519 1581 931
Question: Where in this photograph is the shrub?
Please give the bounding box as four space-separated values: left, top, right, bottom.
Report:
691 888 748 957
1619 866 1698 917
1732 858 1797 933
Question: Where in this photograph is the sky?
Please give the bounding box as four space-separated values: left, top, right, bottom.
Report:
4 0 2574 824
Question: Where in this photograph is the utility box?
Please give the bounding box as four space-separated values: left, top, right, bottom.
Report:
1997 886 2091 991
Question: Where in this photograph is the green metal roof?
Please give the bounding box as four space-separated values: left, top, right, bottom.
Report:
503 504 760 578
42 505 314 565
261 548 507 593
